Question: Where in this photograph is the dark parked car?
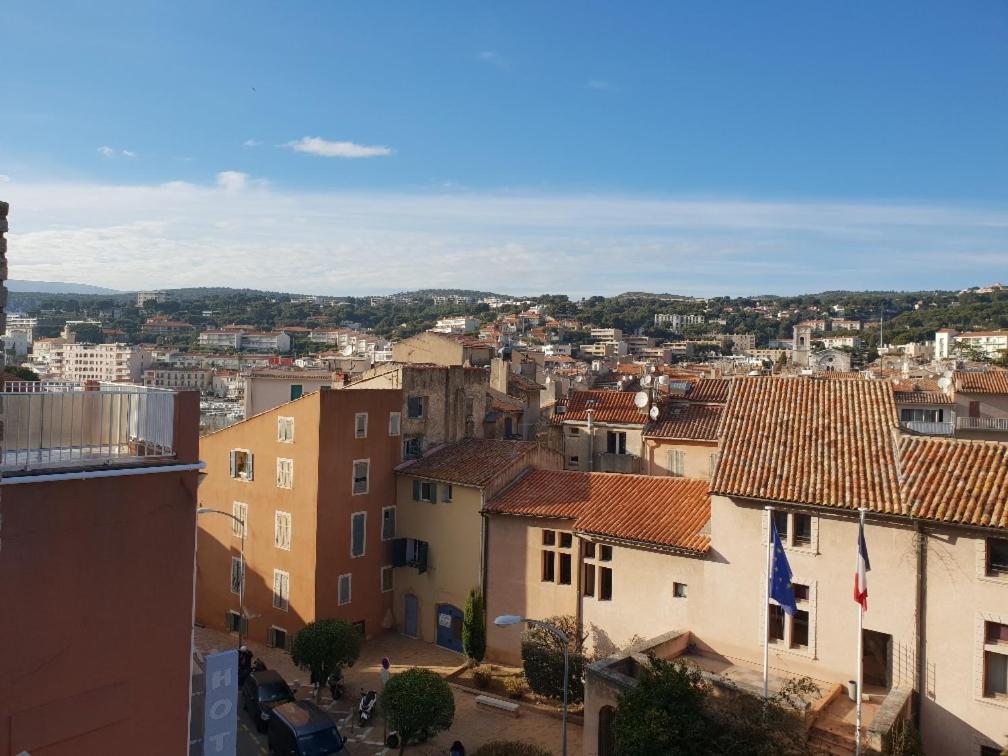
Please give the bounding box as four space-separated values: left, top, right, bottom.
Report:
267 700 344 755
242 669 296 732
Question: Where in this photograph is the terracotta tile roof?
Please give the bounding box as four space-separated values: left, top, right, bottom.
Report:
643 402 723 441
484 470 711 553
955 369 1008 395
900 437 1008 529
397 438 541 487
508 371 544 392
555 390 646 425
711 377 904 514
892 378 952 405
687 378 732 403
436 332 492 349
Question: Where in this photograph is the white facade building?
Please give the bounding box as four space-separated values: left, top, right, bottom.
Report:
59 343 151 383
432 317 480 334
935 329 1008 360
654 313 705 331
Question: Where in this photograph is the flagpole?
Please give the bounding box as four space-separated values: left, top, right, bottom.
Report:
855 507 866 756
763 506 773 701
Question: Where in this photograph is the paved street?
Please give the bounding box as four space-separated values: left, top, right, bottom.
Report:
195 626 581 756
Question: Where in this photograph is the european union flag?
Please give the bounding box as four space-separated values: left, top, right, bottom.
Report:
769 518 797 616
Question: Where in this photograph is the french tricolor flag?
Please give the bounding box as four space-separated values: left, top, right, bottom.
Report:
854 519 871 611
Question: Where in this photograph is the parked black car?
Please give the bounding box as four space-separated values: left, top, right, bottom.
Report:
242 669 296 732
267 700 344 755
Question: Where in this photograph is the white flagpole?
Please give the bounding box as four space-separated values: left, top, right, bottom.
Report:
855 507 866 756
763 505 774 701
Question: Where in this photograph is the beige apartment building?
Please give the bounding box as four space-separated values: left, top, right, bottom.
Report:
642 401 723 478
391 331 494 367
555 390 648 474
482 377 1007 756
143 366 211 391
954 369 1008 440
243 367 333 417
392 439 561 652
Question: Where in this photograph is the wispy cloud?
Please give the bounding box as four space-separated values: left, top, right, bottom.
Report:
478 50 509 69
97 146 136 159
284 136 393 159
243 139 262 148
0 174 10 183
588 79 613 91
2 176 1005 297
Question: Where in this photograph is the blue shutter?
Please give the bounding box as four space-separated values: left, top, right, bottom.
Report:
412 480 421 501
352 513 366 556
417 540 429 574
229 450 236 478
392 538 407 567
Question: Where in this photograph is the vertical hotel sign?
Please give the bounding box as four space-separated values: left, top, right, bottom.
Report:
203 649 238 756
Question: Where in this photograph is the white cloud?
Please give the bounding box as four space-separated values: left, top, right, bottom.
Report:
588 79 613 91
98 146 136 158
284 137 393 159
478 50 508 69
1 176 1005 297
215 171 249 192
243 139 262 148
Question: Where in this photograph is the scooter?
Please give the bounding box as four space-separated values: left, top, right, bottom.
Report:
358 688 377 725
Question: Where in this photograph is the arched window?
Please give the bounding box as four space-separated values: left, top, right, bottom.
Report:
598 705 616 756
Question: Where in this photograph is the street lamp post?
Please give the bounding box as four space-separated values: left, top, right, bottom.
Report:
496 614 568 756
197 507 246 649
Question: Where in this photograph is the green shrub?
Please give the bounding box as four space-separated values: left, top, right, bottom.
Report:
503 675 527 699
520 641 585 703
381 667 455 755
472 664 493 689
472 741 552 756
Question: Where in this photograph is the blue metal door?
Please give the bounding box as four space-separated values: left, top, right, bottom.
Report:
436 604 464 653
404 594 418 638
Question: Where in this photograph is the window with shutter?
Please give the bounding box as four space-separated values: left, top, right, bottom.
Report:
389 412 401 436
277 417 294 442
392 538 407 567
416 541 429 573
355 412 368 439
352 459 369 494
351 512 366 557
668 450 684 477
381 566 394 593
230 557 243 595
338 573 352 605
272 570 289 611
276 458 293 489
232 502 247 537
382 506 396 541
274 511 292 550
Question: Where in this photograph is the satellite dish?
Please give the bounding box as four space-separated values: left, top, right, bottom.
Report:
575 375 584 383
642 374 653 387
943 370 953 379
634 391 650 408
938 376 951 390
341 345 354 357
649 404 660 421
657 375 670 386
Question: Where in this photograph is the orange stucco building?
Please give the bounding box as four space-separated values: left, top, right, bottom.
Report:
196 387 402 649
0 387 202 756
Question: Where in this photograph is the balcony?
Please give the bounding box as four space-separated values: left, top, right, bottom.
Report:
900 420 954 436
956 416 1008 433
0 382 176 472
595 452 642 474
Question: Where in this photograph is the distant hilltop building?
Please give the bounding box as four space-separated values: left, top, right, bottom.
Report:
654 313 704 331
431 316 480 334
935 328 1008 360
136 290 168 308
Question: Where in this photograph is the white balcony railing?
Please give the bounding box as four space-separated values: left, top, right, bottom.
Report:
0 382 175 472
956 416 1008 433
900 420 954 436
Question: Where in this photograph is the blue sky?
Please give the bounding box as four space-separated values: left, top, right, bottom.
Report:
1 1 1006 296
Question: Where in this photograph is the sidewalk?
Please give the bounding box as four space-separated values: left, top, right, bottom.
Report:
194 625 581 755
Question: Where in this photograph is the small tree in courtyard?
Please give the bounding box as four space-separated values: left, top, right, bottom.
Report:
614 655 819 756
462 587 486 664
381 667 455 755
291 619 362 703
520 614 587 703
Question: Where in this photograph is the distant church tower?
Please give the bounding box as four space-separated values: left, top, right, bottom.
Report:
792 323 812 367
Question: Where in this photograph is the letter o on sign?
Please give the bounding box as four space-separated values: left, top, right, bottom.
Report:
210 699 233 720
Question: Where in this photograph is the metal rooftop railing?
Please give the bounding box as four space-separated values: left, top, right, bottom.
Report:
0 381 176 473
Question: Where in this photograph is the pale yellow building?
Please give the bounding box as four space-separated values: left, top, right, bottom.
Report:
392 438 562 652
